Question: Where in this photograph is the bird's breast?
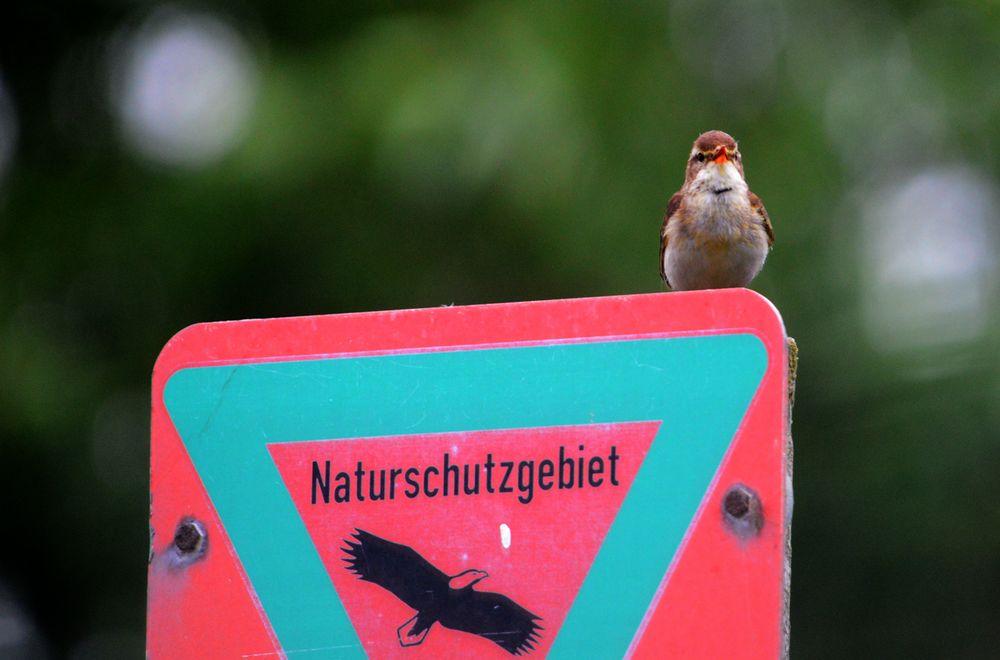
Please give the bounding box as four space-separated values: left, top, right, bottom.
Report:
677 189 756 242
663 191 769 290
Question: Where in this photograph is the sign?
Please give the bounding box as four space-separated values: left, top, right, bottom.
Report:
147 290 790 658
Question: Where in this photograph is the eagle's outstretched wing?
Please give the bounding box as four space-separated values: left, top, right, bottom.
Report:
341 529 449 611
440 589 543 656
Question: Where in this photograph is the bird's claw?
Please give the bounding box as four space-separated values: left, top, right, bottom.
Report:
396 614 429 647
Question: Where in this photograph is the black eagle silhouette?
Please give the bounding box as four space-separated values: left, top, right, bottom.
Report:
341 529 542 655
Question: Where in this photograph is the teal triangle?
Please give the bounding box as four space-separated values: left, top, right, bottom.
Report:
164 335 767 658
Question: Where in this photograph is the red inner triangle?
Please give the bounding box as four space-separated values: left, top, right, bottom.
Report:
269 422 658 658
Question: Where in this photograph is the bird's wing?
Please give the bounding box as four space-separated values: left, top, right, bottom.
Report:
659 192 684 288
341 529 450 611
442 590 543 655
748 191 774 247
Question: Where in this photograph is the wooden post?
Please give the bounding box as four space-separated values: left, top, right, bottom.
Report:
782 337 798 659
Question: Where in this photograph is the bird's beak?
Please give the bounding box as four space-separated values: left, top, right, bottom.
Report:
712 146 729 164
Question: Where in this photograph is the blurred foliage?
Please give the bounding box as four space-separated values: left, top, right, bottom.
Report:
2 0 1000 658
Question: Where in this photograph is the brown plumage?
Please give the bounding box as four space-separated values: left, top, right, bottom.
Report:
660 130 773 291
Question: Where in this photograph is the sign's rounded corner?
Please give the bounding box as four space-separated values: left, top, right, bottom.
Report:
152 321 216 384
735 288 787 338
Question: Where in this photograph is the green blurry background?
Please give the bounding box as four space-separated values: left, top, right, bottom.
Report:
2 0 999 657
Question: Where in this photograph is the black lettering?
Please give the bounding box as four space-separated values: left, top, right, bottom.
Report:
538 459 554 490
463 464 480 495
389 468 402 500
334 471 351 503
517 460 535 504
559 446 574 489
354 461 366 502
588 456 604 487
369 469 386 501
443 453 459 496
312 460 330 504
424 466 439 497
485 454 496 493
499 461 514 493
404 467 420 498
318 444 623 506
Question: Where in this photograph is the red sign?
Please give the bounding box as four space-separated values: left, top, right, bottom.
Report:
148 290 790 658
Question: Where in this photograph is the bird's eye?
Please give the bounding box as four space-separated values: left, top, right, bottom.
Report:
694 153 706 162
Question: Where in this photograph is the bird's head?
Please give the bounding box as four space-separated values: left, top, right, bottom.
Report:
684 130 745 193
449 568 489 590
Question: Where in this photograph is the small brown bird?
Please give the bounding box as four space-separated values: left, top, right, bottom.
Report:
660 130 773 291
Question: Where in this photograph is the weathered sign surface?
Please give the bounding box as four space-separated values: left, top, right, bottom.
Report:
148 290 790 658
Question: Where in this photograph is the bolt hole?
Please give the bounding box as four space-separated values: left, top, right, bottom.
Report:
724 489 751 519
170 517 207 567
722 484 763 538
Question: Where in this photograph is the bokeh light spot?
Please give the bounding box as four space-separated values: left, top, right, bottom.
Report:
823 34 947 173
0 74 18 191
861 167 999 353
0 581 47 658
669 0 787 96
110 8 258 168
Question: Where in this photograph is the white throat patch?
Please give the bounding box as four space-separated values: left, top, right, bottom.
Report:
694 161 746 195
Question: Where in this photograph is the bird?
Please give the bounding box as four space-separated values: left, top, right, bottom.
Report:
341 529 542 655
660 130 774 291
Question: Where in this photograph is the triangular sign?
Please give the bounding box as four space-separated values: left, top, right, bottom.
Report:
269 422 659 658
